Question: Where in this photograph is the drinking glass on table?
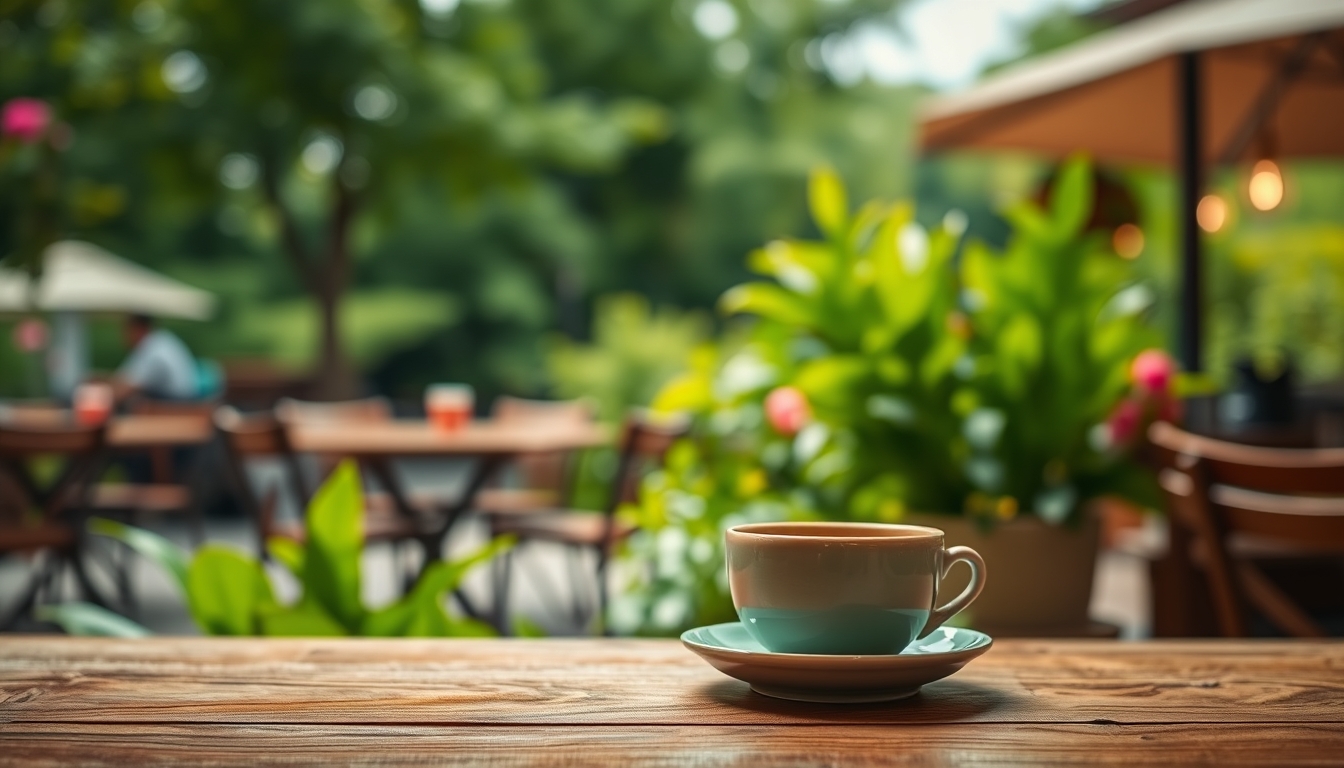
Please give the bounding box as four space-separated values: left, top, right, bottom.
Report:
425 384 474 432
73 382 114 426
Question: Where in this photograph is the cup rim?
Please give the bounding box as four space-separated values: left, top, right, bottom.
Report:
727 521 944 543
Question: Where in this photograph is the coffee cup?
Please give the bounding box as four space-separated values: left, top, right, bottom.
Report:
726 522 986 655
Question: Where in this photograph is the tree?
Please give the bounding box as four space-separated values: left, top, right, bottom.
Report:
2 0 666 397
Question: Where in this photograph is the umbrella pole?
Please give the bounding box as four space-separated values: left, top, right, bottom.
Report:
1177 51 1204 373
48 311 89 402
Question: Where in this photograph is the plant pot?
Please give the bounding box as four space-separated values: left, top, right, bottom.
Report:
907 512 1101 634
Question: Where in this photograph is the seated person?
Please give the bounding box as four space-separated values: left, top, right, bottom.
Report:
112 314 199 402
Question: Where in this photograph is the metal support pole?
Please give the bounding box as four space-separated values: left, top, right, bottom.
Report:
1177 52 1203 373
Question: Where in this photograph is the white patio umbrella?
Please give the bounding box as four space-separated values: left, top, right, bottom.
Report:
919 0 1344 371
0 240 216 397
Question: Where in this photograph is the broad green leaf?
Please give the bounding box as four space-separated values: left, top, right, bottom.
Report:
36 602 152 637
920 335 965 390
186 546 275 636
719 283 816 328
266 536 305 576
303 460 365 632
1050 154 1093 239
995 314 1043 399
89 518 190 593
652 372 712 413
260 604 349 637
361 599 418 637
361 536 513 637
808 165 847 238
794 356 870 411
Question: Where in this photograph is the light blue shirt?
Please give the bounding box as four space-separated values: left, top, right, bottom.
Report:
117 328 198 400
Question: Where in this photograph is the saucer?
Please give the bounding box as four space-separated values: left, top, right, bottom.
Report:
681 623 992 703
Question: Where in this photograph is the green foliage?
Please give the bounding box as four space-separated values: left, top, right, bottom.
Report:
35 602 153 638
617 159 1162 635
961 154 1161 523
545 293 710 422
89 461 509 637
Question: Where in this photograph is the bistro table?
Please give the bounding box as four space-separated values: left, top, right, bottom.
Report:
287 420 610 620
286 420 610 543
0 637 1340 764
106 414 215 449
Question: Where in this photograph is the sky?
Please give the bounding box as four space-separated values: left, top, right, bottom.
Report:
837 0 1108 91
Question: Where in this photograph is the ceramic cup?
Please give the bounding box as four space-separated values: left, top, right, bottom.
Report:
726 522 986 655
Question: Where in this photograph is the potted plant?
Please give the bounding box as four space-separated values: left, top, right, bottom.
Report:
614 157 1168 636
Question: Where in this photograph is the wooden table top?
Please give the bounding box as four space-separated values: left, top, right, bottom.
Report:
0 638 1340 765
107 414 214 448
287 420 610 457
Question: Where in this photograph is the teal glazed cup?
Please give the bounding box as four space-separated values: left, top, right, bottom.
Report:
726 522 987 655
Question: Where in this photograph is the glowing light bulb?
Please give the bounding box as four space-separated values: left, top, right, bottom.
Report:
1248 160 1284 211
1197 194 1227 233
1112 223 1144 259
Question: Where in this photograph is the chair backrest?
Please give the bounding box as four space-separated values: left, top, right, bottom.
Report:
275 397 392 425
607 410 692 514
492 397 596 497
0 416 107 520
1149 420 1344 637
214 406 309 549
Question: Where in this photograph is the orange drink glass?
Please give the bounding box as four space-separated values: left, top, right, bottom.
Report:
425 384 474 432
73 382 114 426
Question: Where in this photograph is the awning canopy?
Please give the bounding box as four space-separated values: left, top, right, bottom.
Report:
0 240 215 320
920 0 1344 165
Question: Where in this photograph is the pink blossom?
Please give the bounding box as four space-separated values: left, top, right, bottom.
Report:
12 318 49 353
2 98 52 143
1131 349 1175 394
1107 398 1142 445
765 386 811 437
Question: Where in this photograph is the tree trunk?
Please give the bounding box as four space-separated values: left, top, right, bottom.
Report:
260 157 360 401
308 177 359 400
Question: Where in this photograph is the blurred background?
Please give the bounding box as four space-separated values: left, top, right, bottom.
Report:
3 0 1339 407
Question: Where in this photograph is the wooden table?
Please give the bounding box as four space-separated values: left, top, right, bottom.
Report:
288 420 610 622
107 414 214 449
0 638 1340 765
285 421 608 545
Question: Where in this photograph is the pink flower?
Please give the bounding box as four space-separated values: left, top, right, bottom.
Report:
1106 398 1142 445
12 318 49 353
2 98 52 143
1131 349 1175 394
765 386 811 437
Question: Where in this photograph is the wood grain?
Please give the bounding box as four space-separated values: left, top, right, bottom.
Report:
1 723 1342 767
1 638 1342 727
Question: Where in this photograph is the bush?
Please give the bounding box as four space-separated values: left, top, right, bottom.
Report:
612 156 1166 635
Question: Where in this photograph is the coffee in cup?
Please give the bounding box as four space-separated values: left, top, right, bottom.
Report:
726 522 986 655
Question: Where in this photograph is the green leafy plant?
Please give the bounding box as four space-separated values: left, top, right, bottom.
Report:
615 158 1165 635
959 156 1163 523
45 461 511 637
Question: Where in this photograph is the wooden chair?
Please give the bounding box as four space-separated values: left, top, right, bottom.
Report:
0 419 113 628
98 399 219 546
1149 421 1344 637
488 410 690 634
475 397 596 515
214 407 436 578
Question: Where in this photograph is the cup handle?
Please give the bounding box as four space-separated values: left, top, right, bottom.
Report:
918 546 987 639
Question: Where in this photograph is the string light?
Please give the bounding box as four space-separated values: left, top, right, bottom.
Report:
1112 223 1144 259
1248 159 1284 211
1197 194 1227 233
